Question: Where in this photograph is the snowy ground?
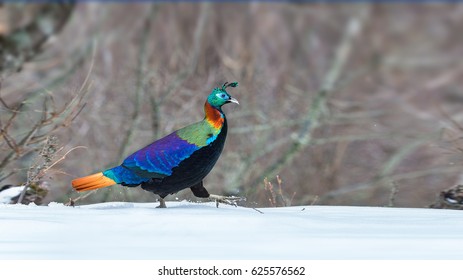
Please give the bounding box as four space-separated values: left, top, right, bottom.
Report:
0 201 462 260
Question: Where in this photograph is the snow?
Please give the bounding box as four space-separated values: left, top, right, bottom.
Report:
0 201 462 260
0 186 23 204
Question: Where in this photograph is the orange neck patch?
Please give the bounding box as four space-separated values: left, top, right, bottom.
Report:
205 102 224 129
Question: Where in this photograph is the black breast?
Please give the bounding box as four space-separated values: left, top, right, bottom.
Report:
141 119 228 198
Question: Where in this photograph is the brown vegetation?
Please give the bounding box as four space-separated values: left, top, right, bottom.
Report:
1 3 463 208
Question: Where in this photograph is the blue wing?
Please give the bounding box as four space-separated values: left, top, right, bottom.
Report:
104 132 199 185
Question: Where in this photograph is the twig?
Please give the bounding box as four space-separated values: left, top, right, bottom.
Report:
310 196 319 206
67 189 97 206
252 208 264 214
44 146 87 175
388 181 399 207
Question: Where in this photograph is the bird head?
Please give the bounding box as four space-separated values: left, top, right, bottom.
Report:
207 82 239 108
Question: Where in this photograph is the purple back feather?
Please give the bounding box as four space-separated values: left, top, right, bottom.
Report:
121 132 199 177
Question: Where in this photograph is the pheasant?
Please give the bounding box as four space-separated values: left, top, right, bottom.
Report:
72 82 241 208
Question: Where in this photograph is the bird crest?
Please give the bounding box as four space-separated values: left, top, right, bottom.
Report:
221 82 238 91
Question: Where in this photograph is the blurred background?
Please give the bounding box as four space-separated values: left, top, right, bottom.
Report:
1 2 463 208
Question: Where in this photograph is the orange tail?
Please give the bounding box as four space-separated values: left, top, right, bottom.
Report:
72 172 116 192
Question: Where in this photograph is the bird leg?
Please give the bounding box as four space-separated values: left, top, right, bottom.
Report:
208 194 245 208
156 197 167 208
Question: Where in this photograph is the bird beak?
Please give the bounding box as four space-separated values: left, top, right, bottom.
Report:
228 97 239 105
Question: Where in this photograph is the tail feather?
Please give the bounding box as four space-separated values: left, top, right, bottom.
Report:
72 172 116 192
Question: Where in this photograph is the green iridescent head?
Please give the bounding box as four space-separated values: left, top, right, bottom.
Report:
207 82 239 109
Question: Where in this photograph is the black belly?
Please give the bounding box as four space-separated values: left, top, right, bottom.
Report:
140 121 227 198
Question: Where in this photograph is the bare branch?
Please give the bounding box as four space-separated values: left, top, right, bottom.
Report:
0 3 75 76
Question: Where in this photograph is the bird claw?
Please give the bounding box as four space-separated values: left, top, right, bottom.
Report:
208 194 245 208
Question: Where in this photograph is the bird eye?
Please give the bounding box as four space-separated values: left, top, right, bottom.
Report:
221 93 226 98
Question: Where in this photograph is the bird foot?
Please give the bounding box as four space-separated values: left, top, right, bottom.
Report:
208 194 245 208
156 198 167 208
